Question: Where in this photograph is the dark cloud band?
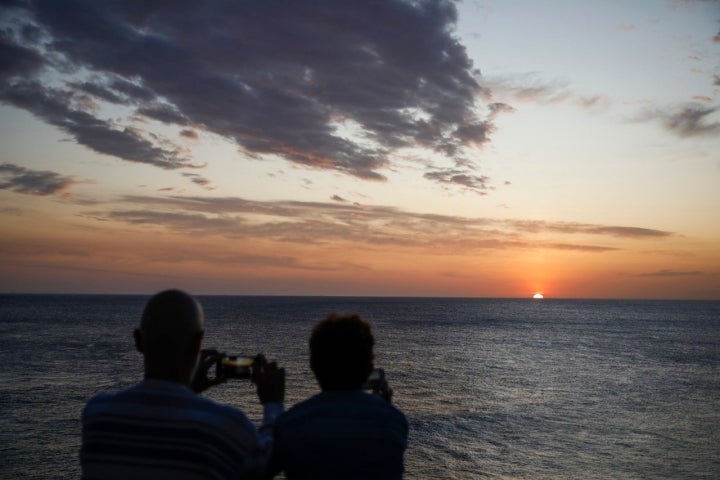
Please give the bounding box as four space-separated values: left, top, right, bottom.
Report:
0 162 76 196
1 0 494 190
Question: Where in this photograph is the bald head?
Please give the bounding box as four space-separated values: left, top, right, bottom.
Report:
140 289 204 347
135 290 204 383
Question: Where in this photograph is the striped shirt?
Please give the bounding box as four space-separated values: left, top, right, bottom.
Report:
80 379 282 480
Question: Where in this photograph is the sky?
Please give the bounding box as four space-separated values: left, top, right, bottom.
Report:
0 0 718 299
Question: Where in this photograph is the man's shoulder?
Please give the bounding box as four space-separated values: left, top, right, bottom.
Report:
274 390 409 473
81 381 264 479
83 383 138 412
83 380 253 430
280 391 407 427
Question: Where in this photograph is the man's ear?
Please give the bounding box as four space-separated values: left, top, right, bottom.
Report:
134 328 144 354
191 330 204 357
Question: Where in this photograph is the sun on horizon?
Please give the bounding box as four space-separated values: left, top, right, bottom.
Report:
533 293 544 299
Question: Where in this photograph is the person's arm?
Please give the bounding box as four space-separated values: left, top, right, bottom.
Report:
263 422 284 480
194 351 286 478
252 357 286 479
376 377 394 403
191 349 227 394
253 357 285 446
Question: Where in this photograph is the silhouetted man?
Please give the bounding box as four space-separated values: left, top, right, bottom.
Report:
268 314 408 479
80 289 285 479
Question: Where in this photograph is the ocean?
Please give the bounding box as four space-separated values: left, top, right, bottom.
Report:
0 295 718 479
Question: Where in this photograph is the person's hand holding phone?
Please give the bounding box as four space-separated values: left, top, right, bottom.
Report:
192 349 227 393
253 354 285 405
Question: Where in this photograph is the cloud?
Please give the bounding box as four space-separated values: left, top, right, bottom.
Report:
545 243 619 252
483 74 608 109
68 81 124 104
331 195 348 203
0 81 198 169
92 194 672 253
646 103 720 137
0 206 22 215
509 221 673 238
107 209 241 234
713 32 720 43
714 74 720 86
181 172 212 189
181 253 358 272
693 95 713 103
424 169 490 192
0 234 366 275
638 269 704 277
0 162 76 196
591 226 671 238
180 129 198 140
136 104 188 125
484 75 569 103
615 24 637 32
488 102 515 117
2 0 494 189
0 37 45 77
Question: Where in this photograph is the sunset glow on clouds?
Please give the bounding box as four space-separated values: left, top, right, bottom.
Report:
1 0 719 299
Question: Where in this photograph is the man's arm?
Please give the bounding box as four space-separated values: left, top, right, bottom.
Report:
191 349 227 393
192 351 286 478
252 358 285 478
253 357 285 442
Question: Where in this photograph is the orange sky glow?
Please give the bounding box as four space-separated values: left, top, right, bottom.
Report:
1 1 719 299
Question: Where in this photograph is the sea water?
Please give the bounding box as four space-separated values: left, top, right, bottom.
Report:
0 295 718 479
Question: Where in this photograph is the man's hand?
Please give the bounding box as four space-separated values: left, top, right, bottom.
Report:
192 349 227 394
376 378 394 403
253 354 285 405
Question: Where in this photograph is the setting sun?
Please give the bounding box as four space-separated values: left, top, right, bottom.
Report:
0 0 718 301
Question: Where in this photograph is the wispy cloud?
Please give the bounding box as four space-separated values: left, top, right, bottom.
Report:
0 206 22 215
483 73 608 109
424 169 491 192
634 101 720 137
545 243 619 252
1 0 495 191
181 173 213 189
510 221 673 238
642 103 720 137
693 95 713 103
0 236 368 275
638 269 704 277
89 194 672 253
615 24 637 32
180 129 198 140
0 163 76 197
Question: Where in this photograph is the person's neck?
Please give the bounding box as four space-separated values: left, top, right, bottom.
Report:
321 387 363 393
144 367 189 386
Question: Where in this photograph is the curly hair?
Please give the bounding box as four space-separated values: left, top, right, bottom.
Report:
309 313 375 390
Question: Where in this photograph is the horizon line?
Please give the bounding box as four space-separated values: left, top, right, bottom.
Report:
1 292 717 302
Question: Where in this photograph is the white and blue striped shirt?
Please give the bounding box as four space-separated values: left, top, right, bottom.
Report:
80 379 282 480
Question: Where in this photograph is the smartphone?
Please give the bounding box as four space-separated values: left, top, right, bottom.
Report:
216 355 255 380
363 368 385 391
